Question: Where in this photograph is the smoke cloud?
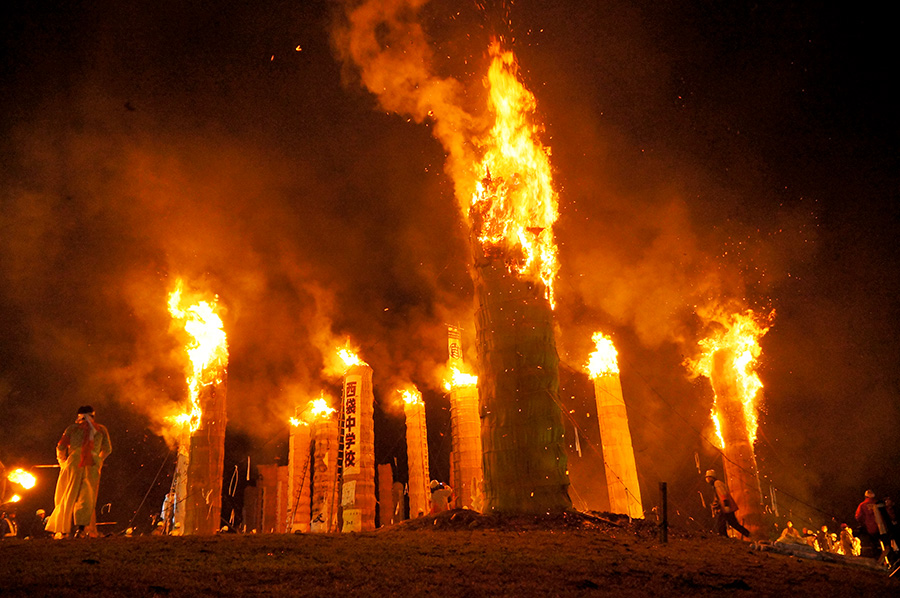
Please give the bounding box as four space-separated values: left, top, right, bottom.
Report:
1 0 895 528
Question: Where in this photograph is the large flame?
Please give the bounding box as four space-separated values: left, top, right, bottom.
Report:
7 468 37 489
443 366 478 391
168 279 229 433
399 388 423 405
585 332 620 378
689 310 773 446
336 342 367 370
293 396 336 426
469 41 559 307
308 397 336 420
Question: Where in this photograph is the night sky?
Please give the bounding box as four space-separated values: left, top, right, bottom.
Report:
1 0 897 533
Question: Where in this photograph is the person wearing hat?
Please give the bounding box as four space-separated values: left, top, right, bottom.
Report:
854 489 893 559
704 469 750 538
429 480 454 514
46 406 112 538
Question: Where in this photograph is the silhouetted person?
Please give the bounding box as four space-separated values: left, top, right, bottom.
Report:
705 469 750 538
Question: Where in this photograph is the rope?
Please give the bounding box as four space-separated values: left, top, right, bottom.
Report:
127 449 171 529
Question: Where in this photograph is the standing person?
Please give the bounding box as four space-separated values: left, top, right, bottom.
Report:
704 469 750 538
46 406 112 538
855 489 882 557
429 480 453 514
840 523 857 556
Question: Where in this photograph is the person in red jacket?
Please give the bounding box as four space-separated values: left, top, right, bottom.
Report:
855 489 884 557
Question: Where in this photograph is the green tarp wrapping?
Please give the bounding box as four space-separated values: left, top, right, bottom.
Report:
473 256 572 514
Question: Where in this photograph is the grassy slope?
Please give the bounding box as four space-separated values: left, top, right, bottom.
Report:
1 514 895 597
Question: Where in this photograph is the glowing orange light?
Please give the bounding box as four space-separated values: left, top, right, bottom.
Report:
443 367 478 391
337 344 366 369
585 332 619 378
7 468 36 489
399 388 423 405
168 279 229 433
308 397 336 419
469 41 559 307
9 495 21 503
689 310 773 446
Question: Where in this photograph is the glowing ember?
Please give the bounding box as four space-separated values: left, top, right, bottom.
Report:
399 388 423 405
443 367 478 391
689 310 773 445
9 495 21 503
585 332 620 378
469 41 559 307
7 468 36 489
168 279 229 433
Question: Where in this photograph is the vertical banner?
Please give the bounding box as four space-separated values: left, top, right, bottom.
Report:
342 374 362 478
340 364 376 532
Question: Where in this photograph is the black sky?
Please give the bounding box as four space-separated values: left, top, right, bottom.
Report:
1 0 897 531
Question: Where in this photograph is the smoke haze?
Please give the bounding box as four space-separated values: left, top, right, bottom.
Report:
1 0 897 529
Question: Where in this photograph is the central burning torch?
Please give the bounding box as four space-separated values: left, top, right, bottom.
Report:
469 43 571 514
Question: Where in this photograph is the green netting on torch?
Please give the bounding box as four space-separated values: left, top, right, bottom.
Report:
474 257 572 514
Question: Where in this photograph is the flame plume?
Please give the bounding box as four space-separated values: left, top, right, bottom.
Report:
689 310 773 446
687 309 774 537
586 333 620 378
470 42 559 307
443 366 478 391
168 280 229 433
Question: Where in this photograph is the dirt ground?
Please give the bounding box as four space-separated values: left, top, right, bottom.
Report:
1 511 896 597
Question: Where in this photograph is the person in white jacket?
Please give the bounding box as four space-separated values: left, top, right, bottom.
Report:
46 406 112 538
705 469 749 538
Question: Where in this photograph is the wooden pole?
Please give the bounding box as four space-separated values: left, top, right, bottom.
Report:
659 482 668 544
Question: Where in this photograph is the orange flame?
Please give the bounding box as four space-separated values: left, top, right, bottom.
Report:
470 41 559 307
689 310 773 446
336 341 367 370
290 395 336 427
168 279 229 433
7 468 37 489
308 397 336 419
585 332 620 378
9 494 21 503
443 366 478 391
399 388 423 405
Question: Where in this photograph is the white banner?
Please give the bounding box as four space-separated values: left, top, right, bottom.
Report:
342 374 362 476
